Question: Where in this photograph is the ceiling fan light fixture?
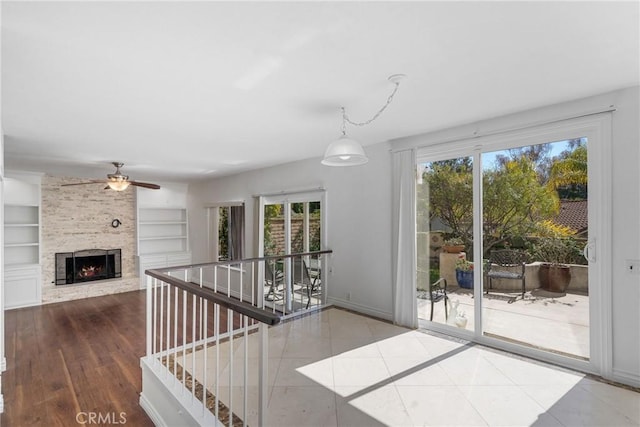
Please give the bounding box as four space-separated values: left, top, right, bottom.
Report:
107 178 131 191
321 135 368 166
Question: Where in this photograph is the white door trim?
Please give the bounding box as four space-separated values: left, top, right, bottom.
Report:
417 113 613 378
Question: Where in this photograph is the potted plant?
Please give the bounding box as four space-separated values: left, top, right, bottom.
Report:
533 237 579 293
455 258 474 289
443 237 465 254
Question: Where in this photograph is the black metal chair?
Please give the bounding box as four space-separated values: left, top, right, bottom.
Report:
429 277 449 321
264 259 284 301
485 249 528 300
292 257 318 309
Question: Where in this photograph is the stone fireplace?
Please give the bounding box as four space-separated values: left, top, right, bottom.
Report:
55 249 122 285
41 175 138 303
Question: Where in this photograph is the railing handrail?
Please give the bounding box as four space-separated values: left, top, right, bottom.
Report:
150 249 333 273
145 269 281 326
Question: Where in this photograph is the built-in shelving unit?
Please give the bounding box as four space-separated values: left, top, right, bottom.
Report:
4 205 40 265
138 208 188 254
3 174 42 309
136 184 192 287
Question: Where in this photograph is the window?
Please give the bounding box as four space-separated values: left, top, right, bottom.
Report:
208 203 244 261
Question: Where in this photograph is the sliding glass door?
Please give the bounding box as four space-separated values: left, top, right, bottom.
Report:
416 114 610 374
417 155 476 331
258 191 326 313
480 139 590 359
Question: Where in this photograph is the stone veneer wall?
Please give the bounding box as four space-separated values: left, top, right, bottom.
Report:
41 175 139 303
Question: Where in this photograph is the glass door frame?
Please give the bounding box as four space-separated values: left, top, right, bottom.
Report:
257 190 328 310
417 113 612 377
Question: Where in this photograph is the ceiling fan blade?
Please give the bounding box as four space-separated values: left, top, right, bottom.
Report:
129 181 161 190
61 180 107 187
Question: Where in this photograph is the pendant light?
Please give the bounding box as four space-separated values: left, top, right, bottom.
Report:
322 74 405 166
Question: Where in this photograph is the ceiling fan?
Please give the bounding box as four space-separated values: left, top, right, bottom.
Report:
61 162 161 191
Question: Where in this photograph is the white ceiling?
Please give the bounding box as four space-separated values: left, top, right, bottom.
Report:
2 1 638 182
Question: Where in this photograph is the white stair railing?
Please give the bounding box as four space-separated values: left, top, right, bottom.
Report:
141 250 332 426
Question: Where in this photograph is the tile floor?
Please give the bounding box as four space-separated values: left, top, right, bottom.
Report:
180 307 639 426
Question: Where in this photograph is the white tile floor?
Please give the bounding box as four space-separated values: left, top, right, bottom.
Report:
181 307 639 427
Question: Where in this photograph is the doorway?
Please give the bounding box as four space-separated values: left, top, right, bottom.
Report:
416 114 611 375
257 191 326 313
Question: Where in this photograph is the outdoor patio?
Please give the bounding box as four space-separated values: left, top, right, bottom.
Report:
418 287 589 359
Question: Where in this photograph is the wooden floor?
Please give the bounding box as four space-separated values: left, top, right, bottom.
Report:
2 290 154 426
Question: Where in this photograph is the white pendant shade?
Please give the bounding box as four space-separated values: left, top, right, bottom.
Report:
321 135 369 166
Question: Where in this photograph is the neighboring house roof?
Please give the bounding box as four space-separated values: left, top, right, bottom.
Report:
555 200 588 234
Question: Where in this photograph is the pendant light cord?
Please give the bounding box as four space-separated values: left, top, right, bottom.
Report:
342 81 401 131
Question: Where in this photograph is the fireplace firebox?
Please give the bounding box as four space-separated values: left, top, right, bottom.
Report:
55 249 122 285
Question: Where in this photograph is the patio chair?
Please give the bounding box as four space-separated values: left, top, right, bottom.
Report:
292 257 318 309
485 249 528 300
429 277 449 322
264 259 284 301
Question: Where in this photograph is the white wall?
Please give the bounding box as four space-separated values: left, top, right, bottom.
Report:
188 86 639 386
188 142 394 320
608 87 640 385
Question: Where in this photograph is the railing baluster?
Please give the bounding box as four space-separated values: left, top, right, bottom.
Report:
167 283 172 379
227 307 233 427
243 314 248 427
173 286 178 388
202 299 208 419
258 322 268 427
182 289 187 393
214 302 220 421
191 292 197 404
146 275 152 359
144 250 330 425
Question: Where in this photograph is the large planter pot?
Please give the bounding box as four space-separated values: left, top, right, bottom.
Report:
443 245 465 254
539 263 571 293
456 270 474 289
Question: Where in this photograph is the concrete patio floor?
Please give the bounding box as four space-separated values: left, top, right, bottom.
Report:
418 288 590 359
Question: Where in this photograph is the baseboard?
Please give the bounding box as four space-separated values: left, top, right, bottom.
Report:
612 367 640 388
326 297 393 322
140 357 218 427
139 393 166 427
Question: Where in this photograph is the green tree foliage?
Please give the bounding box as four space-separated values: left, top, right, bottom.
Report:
548 144 587 199
424 156 559 259
218 207 229 260
483 158 559 255
424 159 473 250
263 204 282 256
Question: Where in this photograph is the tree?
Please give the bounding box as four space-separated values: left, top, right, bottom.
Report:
483 158 559 255
548 144 587 199
423 159 473 251
424 156 559 259
263 204 282 256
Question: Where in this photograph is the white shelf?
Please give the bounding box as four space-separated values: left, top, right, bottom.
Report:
3 175 42 309
138 207 189 256
139 236 188 241
4 204 40 266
